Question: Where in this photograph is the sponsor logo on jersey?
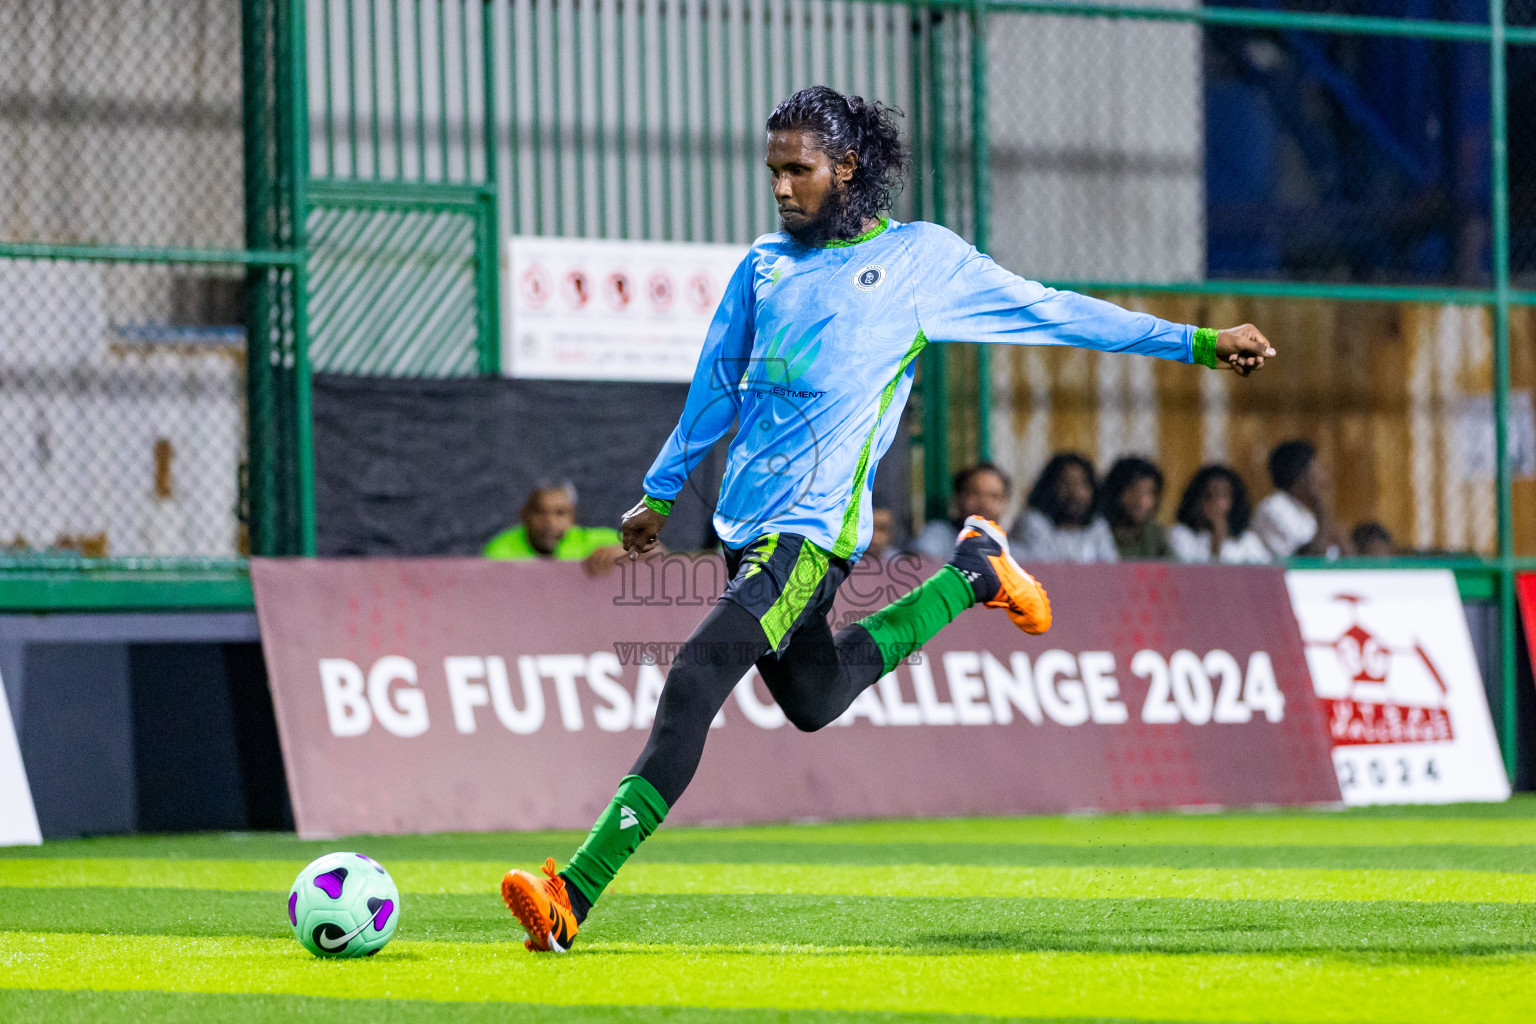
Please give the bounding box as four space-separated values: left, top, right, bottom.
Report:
738 315 834 400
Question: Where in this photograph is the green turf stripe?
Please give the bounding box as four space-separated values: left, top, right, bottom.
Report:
7 859 1536 904
622 863 1536 903
609 863 1536 904
3 802 1532 864
2 931 1533 1022
0 830 595 862
6 888 1535 956
645 813 1536 847
632 841 1536 873
0 990 1166 1024
7 837 1536 872
0 859 308 891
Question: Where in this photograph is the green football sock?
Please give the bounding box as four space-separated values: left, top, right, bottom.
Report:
854 564 976 675
560 774 669 911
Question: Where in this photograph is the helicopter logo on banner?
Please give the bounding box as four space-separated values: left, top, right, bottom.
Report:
1302 593 1453 746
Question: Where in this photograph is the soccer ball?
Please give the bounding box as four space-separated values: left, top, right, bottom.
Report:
287 852 400 958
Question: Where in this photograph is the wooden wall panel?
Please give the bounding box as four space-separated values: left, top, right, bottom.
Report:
980 296 1511 555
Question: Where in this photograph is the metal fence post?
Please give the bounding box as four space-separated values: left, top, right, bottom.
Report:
1490 0 1518 781
284 0 318 555
243 0 277 557
919 5 950 522
970 0 990 462
482 0 503 375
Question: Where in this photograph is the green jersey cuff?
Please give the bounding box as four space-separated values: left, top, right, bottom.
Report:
1192 327 1220 369
642 495 674 516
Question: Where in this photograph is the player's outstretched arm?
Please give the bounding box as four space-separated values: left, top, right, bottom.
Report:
1215 324 1275 377
914 228 1277 374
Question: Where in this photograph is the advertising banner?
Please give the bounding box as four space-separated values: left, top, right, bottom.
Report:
1285 570 1509 805
503 236 747 382
255 557 1338 838
0 666 41 845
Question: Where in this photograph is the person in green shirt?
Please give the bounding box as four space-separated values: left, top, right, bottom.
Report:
484 481 625 575
1097 456 1175 560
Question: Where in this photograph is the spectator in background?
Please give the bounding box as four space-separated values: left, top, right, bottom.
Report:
1097 456 1173 560
911 462 1011 558
864 504 899 562
1011 453 1118 562
1352 521 1395 557
484 480 626 575
1252 439 1354 559
1169 464 1271 564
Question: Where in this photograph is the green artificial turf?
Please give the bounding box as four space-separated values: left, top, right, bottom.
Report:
0 990 1160 1024
2 800 1535 1022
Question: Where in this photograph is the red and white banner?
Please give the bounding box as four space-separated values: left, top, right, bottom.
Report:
1285 569 1509 805
254 557 1339 838
1514 573 1536 692
0 666 41 846
503 236 747 382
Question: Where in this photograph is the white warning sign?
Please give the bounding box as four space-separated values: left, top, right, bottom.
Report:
504 236 748 382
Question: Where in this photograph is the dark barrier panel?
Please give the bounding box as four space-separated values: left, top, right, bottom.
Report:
312 375 911 556
254 558 1339 838
0 614 290 838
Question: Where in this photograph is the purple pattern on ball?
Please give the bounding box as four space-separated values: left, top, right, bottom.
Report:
287 892 298 925
371 898 394 931
313 867 348 899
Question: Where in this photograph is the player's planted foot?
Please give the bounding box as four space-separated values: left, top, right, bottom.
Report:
502 857 580 953
948 515 1052 635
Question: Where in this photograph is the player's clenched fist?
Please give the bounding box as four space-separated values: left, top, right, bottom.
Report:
1216 324 1275 377
620 501 666 555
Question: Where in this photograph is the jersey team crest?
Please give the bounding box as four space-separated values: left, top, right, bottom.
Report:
854 264 886 290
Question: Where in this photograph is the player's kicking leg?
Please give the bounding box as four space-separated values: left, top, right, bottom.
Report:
501 857 581 953
948 515 1052 634
502 519 1048 950
503 595 771 953
757 515 1050 729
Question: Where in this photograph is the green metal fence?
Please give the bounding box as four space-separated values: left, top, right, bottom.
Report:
0 0 295 606
1 0 1534 772
305 182 499 376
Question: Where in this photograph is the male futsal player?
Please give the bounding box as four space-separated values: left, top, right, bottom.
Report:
503 86 1274 952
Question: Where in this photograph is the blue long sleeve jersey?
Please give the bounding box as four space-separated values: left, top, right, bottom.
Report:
642 219 1207 562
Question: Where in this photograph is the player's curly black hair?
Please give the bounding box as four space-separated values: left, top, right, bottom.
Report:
765 86 907 231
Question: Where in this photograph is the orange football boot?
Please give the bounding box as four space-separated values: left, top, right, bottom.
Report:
501 857 580 953
949 515 1052 634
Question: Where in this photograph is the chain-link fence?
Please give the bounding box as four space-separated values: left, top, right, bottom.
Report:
1 0 1532 568
0 259 247 560
961 4 1519 562
0 0 252 562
